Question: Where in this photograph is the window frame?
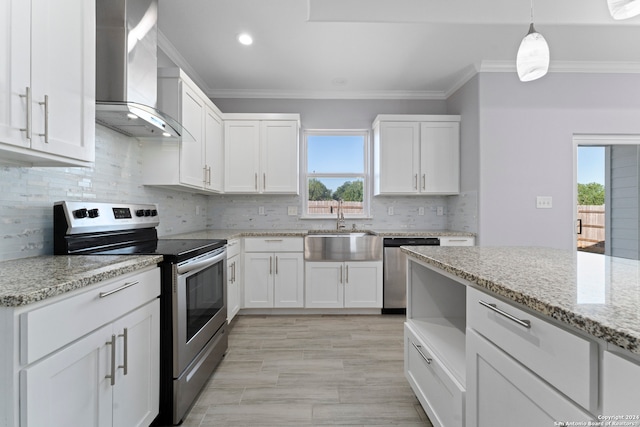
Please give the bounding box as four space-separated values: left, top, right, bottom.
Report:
301 129 371 219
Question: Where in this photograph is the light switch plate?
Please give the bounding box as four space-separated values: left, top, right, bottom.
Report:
536 196 552 209
258 206 265 215
418 207 425 216
388 206 394 215
436 206 444 216
287 206 298 216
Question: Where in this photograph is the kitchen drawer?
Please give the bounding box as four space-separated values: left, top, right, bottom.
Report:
227 238 241 258
405 323 464 427
467 287 597 411
244 237 303 252
20 267 160 365
439 236 474 246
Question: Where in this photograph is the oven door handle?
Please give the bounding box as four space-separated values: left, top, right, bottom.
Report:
177 250 226 275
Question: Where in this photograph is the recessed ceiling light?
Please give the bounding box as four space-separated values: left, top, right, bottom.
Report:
127 113 138 119
238 33 253 46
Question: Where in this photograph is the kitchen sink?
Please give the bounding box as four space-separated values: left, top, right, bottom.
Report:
304 231 382 261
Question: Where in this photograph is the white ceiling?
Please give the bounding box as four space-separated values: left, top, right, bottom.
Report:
157 0 640 100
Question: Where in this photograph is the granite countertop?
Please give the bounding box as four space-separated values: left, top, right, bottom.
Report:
401 246 640 355
0 255 163 307
167 229 474 240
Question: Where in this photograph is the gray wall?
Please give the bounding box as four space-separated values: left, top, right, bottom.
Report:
471 72 640 249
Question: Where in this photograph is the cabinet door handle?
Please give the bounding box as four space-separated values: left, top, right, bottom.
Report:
340 265 343 283
106 334 117 386
422 174 426 190
345 265 349 283
19 86 32 139
414 174 418 190
38 95 49 143
229 264 234 283
118 328 128 375
411 342 432 365
270 256 273 274
207 166 212 185
203 166 208 185
255 173 258 190
263 172 266 190
233 261 236 282
275 256 278 274
479 300 531 328
99 281 139 298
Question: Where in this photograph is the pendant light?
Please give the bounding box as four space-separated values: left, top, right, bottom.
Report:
607 0 640 19
516 0 550 82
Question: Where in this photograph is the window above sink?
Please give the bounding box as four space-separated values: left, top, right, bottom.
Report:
302 130 371 219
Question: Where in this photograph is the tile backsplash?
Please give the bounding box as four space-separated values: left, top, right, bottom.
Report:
0 126 209 261
0 126 477 262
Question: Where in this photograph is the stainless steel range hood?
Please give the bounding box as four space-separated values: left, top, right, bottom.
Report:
95 0 190 140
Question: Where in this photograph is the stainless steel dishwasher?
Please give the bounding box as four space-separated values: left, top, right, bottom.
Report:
383 237 440 314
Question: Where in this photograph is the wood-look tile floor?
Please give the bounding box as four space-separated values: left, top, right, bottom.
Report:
181 315 434 427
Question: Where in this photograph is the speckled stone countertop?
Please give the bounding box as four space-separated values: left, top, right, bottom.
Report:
0 255 163 307
167 229 474 240
402 246 640 355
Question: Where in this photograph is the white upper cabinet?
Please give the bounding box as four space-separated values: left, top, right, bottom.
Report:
0 0 95 166
373 115 460 195
143 68 224 194
224 115 300 194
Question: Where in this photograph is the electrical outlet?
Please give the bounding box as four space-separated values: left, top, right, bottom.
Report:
195 205 201 216
287 206 298 216
387 206 394 216
536 196 553 209
437 206 444 216
258 206 265 215
418 207 425 216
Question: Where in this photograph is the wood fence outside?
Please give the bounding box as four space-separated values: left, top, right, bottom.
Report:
308 200 364 215
577 205 604 253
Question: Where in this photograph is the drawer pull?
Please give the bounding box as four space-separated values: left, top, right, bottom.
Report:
99 281 139 298
411 342 432 364
479 300 531 329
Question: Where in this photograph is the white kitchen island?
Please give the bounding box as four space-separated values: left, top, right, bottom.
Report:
402 246 640 427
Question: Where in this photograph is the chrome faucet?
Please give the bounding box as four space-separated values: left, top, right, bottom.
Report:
336 199 346 230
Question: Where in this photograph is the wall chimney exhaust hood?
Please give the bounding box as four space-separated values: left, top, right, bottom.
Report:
95 0 192 141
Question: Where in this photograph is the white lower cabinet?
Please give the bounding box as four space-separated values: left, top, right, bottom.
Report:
305 261 382 308
21 301 159 427
602 350 640 416
243 238 304 308
0 267 160 427
226 239 241 323
466 328 592 427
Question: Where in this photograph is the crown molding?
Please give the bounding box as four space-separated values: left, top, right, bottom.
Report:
157 30 211 93
154 37 640 101
207 88 448 100
479 60 640 74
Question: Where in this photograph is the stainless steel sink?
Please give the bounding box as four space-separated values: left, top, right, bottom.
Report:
304 232 382 261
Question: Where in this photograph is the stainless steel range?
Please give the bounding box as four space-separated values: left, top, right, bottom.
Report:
53 201 227 425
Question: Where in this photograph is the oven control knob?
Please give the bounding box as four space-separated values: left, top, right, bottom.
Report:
73 208 88 219
150 209 158 217
88 208 100 218
144 209 151 217
135 209 145 217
